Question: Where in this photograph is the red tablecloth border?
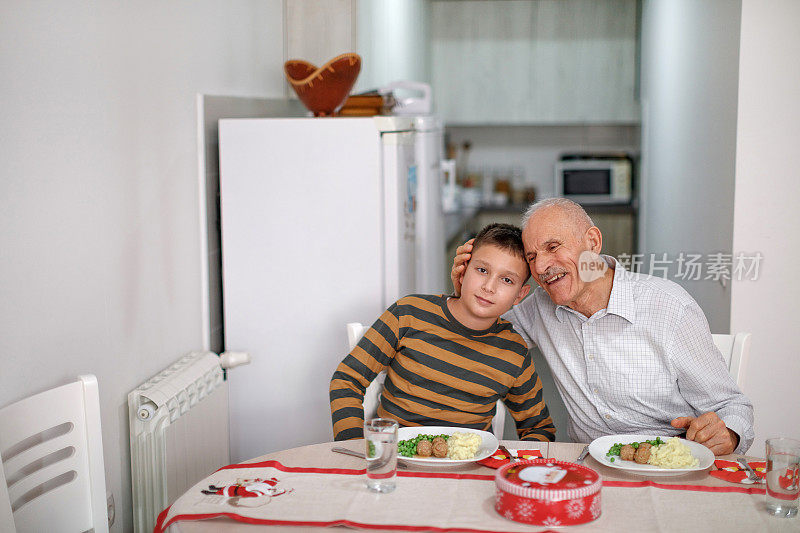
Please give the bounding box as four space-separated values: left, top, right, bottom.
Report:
217 459 496 481
153 508 561 533
214 459 767 494
602 479 765 495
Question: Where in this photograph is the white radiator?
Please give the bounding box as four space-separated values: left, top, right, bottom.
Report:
128 351 235 533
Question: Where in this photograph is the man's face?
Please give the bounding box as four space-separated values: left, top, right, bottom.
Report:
459 243 531 322
522 207 600 307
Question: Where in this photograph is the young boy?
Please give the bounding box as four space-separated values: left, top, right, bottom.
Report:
329 223 555 442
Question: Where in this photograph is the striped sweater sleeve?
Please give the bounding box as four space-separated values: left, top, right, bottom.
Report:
504 351 556 441
329 305 400 440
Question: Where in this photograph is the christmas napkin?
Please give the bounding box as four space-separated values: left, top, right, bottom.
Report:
709 459 766 484
478 448 543 468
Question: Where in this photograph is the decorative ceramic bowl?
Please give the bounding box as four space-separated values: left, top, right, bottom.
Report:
284 53 362 117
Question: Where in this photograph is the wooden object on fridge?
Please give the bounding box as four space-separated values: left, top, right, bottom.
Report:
337 92 394 116
284 53 362 117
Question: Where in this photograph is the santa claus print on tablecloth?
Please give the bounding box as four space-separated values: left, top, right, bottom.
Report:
202 477 292 498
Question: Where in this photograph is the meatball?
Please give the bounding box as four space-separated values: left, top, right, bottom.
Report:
620 444 636 462
634 442 652 464
416 439 433 457
432 437 448 458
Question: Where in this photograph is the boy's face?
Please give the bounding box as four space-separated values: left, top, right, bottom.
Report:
458 243 531 322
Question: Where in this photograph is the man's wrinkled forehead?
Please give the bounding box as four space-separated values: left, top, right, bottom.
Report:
523 213 576 250
522 221 575 251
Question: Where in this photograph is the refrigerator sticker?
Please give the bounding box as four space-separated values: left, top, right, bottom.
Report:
407 165 417 214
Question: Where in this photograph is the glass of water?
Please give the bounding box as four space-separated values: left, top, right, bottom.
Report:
765 437 800 517
364 418 399 493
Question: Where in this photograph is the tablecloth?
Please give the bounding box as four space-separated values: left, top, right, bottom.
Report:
160 441 798 533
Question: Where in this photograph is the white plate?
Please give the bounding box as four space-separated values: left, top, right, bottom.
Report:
396 426 499 466
587 434 714 477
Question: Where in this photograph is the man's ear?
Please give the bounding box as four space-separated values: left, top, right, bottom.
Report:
514 283 531 304
585 226 603 254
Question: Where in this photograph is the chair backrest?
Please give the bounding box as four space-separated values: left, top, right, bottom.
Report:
346 322 368 352
347 322 385 421
347 322 506 439
491 401 507 440
712 332 752 389
0 375 108 533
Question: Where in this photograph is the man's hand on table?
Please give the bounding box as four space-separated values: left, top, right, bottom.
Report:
450 239 474 297
671 412 739 455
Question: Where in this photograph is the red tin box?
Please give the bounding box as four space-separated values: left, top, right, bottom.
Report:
494 459 602 526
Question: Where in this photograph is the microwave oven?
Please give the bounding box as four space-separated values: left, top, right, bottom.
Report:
554 158 633 204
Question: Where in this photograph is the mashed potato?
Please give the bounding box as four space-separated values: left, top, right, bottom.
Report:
648 437 699 468
446 431 482 460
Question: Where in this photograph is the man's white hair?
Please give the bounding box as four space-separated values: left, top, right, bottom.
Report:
521 198 595 236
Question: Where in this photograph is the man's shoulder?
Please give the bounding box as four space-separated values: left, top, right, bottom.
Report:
620 269 698 313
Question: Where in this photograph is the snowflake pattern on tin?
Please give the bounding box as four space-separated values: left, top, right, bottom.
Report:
565 481 580 488
590 495 601 519
515 500 535 519
565 499 585 519
504 509 516 520
542 516 562 526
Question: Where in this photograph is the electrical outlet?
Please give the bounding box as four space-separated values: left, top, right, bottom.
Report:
107 491 115 528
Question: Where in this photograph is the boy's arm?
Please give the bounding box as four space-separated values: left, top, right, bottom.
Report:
504 352 556 441
329 307 400 440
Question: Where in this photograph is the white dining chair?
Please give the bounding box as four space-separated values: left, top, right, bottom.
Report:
0 374 109 533
0 453 14 533
346 322 506 439
712 332 752 389
347 322 386 421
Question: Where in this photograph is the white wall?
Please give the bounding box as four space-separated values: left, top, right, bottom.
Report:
639 0 742 333
731 0 800 449
0 1 285 530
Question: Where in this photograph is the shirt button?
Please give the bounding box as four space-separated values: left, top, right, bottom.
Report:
593 388 598 393
588 354 595 361
605 414 611 420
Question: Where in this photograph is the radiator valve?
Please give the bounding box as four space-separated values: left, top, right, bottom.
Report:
137 401 158 421
220 351 251 369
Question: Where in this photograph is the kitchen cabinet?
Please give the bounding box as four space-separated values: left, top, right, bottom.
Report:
431 0 639 124
285 0 430 93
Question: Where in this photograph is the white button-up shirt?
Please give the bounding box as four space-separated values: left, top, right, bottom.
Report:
504 256 755 453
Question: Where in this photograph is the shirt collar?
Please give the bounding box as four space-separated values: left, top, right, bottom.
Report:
554 255 636 324
605 256 636 323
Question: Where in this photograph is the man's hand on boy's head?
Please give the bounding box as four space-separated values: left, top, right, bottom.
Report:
451 239 474 297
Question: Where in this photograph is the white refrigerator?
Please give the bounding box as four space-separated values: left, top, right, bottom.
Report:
219 116 444 461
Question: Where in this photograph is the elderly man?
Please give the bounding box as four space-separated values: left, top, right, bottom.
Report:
452 198 754 455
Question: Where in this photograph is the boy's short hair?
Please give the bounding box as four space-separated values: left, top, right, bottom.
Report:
472 223 530 282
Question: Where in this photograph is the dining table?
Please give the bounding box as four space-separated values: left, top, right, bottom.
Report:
158 440 797 533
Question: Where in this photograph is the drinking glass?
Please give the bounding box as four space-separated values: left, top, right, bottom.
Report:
364 418 398 493
765 437 800 517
